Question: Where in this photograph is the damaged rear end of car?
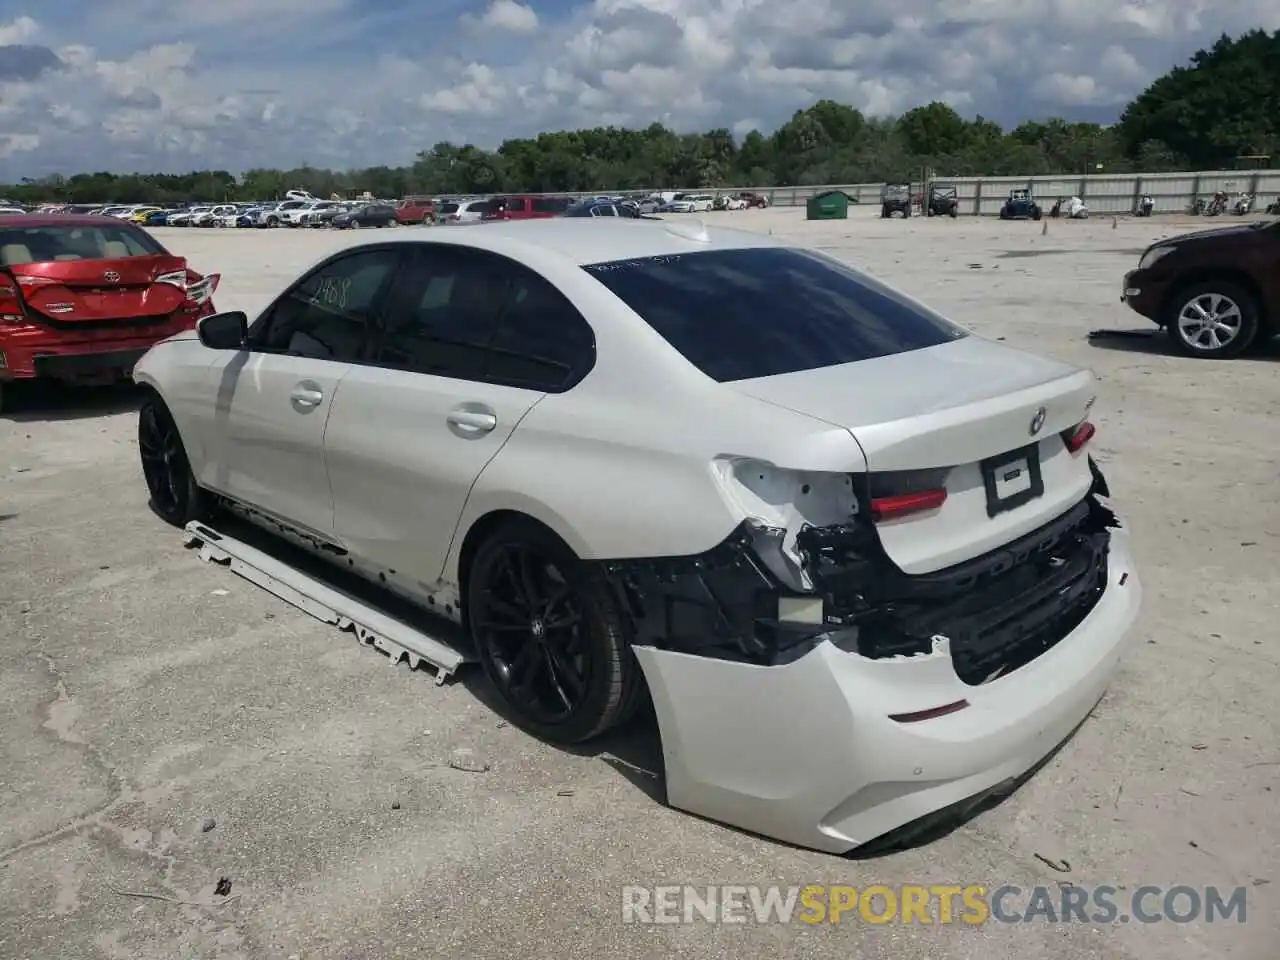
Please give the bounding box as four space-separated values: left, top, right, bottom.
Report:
583 243 1142 854
0 216 219 399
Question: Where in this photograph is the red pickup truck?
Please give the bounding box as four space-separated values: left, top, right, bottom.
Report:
489 196 572 220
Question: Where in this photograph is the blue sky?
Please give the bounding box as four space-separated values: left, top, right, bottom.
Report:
0 0 1276 178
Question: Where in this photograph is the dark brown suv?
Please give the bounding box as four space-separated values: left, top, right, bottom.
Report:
1121 220 1279 358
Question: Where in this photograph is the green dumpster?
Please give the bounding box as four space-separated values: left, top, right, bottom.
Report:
806 190 849 220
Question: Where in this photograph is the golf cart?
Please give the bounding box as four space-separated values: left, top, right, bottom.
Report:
999 188 1042 221
880 183 911 218
925 183 959 217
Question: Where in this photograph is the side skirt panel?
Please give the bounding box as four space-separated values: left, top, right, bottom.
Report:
182 520 470 683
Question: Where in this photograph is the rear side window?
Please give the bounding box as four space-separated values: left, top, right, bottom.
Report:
0 224 162 264
439 202 459 214
486 270 595 391
376 248 509 379
581 247 966 382
533 196 570 213
506 197 527 212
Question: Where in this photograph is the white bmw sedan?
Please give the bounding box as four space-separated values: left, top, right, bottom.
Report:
132 218 1142 854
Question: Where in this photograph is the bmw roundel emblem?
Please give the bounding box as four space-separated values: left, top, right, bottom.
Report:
1029 406 1047 436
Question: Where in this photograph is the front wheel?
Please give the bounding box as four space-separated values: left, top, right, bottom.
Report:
138 396 204 526
466 519 644 744
1165 281 1259 359
949 207 958 218
350 219 361 228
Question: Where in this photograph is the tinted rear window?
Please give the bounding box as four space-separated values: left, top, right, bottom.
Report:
0 223 163 265
439 202 460 214
581 247 966 382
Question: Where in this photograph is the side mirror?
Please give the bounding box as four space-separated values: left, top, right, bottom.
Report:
197 310 248 350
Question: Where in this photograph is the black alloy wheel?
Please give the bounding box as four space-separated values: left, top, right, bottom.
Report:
138 397 202 526
467 520 643 744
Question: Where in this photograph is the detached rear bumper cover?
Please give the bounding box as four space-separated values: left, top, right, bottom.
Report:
632 528 1139 853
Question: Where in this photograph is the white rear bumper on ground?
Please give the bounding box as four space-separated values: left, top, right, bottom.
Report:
633 527 1142 854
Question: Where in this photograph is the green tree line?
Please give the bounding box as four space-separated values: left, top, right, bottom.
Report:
3 29 1277 205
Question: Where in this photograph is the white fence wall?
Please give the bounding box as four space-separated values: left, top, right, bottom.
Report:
674 170 1280 215
549 169 1279 214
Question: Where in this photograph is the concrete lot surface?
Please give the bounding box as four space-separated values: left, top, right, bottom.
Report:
1 210 1277 959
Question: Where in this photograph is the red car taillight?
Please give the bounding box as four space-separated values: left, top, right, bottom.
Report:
0 275 55 325
186 273 219 306
1062 421 1095 454
870 488 948 521
0 277 24 325
156 269 220 307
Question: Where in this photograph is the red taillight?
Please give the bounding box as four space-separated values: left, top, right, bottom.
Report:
0 278 22 324
185 273 219 306
1063 421 1095 454
870 488 948 521
889 699 970 723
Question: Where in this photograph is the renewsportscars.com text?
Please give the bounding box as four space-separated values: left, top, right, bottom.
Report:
620 884 1248 925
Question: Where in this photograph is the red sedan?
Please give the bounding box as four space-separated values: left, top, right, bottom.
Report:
0 214 219 411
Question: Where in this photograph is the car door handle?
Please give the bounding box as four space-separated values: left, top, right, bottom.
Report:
447 407 497 434
290 383 324 408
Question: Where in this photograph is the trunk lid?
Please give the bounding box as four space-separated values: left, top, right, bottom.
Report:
729 337 1099 574
7 254 189 322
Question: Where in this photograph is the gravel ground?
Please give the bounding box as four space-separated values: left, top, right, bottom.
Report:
0 210 1276 959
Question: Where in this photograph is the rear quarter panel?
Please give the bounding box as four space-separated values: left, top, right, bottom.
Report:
439 245 869 577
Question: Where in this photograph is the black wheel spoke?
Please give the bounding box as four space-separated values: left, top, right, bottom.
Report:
483 594 527 623
479 620 529 632
517 549 541 607
545 645 585 699
508 641 543 699
543 611 581 630
542 648 575 711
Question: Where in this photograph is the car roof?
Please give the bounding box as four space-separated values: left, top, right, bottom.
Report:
0 214 147 229
382 217 784 265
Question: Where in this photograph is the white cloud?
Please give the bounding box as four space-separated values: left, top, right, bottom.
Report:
1 1 1278 177
479 0 539 33
420 63 507 116
0 15 38 44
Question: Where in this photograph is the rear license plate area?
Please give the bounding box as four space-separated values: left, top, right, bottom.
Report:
981 443 1044 517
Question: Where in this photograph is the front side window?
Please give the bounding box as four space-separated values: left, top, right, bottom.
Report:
250 249 400 362
582 247 966 382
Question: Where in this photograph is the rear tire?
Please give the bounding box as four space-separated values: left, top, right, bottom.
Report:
1164 280 1259 359
466 518 644 744
138 395 204 527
